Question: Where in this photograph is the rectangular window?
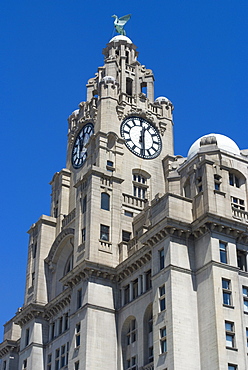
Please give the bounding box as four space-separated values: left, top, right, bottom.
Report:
122 230 131 242
32 272 35 286
127 319 136 345
159 285 166 311
159 248 165 270
124 210 133 217
107 160 113 167
133 185 146 199
55 348 60 370
58 316 63 335
231 197 245 210
243 286 248 313
77 288 82 309
132 279 138 300
148 346 154 363
229 173 239 188
160 327 167 353
25 328 30 347
82 228 86 243
74 361 79 370
219 241 227 263
197 177 203 193
23 359 27 370
47 354 52 370
222 279 232 306
106 160 114 172
145 269 152 291
225 321 235 348
214 174 221 190
64 313 69 331
75 322 81 347
124 285 130 305
66 342 69 366
237 249 247 271
246 328 248 347
3 361 6 370
51 322 55 340
100 224 109 241
228 364 237 370
82 195 87 213
61 345 66 367
127 356 137 370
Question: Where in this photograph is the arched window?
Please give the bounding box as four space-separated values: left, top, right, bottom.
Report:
121 317 138 370
101 193 110 211
143 305 153 365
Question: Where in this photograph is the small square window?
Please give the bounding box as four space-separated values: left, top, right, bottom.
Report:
122 230 131 242
228 364 237 370
124 210 133 217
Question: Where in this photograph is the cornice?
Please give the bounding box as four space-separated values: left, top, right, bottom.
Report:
137 211 248 250
0 339 19 358
14 303 45 327
44 289 71 320
117 244 152 281
191 213 248 243
60 260 117 288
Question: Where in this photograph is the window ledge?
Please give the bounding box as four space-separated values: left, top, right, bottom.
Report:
223 304 235 309
214 189 226 196
226 346 238 351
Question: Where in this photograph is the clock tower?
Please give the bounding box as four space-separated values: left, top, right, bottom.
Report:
58 34 174 270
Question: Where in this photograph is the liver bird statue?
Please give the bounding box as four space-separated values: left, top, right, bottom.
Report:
112 14 131 36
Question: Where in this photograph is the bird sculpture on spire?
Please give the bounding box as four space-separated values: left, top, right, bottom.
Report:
112 14 131 36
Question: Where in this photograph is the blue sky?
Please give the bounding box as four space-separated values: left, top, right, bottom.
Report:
0 0 247 339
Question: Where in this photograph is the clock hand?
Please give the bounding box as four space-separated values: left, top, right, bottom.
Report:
139 127 145 155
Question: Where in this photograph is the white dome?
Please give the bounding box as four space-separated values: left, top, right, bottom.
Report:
102 75 116 83
155 96 170 104
109 35 133 44
187 133 240 159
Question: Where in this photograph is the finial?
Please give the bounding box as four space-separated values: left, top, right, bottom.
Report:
112 14 131 36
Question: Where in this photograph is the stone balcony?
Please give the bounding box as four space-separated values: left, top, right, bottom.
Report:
232 206 248 223
62 208 76 229
123 193 147 211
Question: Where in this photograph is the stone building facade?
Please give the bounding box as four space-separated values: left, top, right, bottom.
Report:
1 35 248 370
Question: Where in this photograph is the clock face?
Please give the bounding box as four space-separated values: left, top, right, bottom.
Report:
71 123 94 169
120 116 162 159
